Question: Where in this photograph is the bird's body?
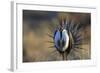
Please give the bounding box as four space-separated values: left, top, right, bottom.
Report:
52 19 83 60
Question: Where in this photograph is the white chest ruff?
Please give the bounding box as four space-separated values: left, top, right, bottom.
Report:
54 29 69 52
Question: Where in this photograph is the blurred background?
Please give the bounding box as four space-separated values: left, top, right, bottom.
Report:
23 10 91 62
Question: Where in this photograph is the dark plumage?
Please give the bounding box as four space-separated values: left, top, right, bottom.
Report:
48 18 84 60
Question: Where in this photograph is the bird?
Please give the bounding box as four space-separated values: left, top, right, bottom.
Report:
48 18 84 60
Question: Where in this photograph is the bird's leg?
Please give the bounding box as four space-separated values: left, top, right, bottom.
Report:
62 53 65 60
62 53 67 60
65 52 68 60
